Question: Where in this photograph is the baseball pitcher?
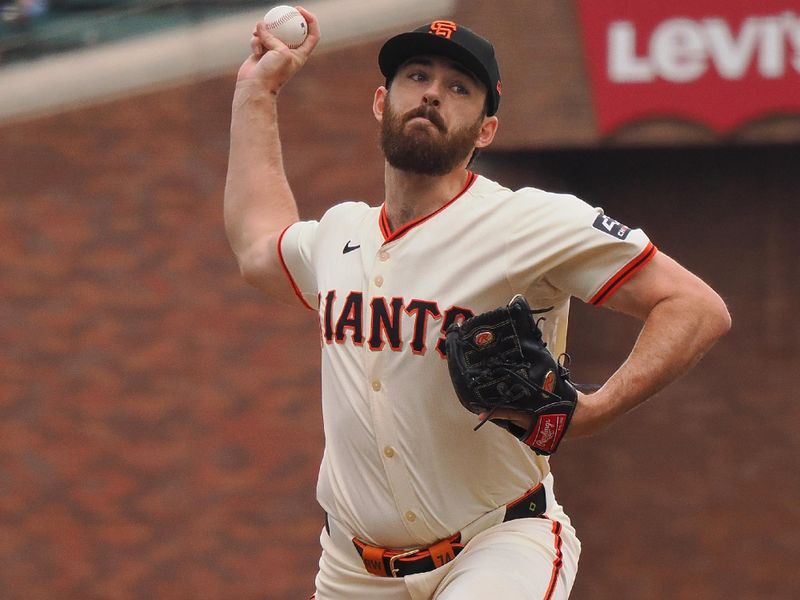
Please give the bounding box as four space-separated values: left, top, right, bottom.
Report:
224 8 731 599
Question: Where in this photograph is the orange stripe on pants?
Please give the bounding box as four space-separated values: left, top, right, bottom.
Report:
543 520 563 600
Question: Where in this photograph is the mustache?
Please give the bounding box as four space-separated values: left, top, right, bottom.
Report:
403 105 446 132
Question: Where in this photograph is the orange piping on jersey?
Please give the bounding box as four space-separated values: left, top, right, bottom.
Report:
589 242 657 306
542 519 564 600
277 225 316 311
378 171 478 243
379 207 393 240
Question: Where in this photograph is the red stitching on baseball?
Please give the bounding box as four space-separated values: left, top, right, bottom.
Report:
266 11 301 30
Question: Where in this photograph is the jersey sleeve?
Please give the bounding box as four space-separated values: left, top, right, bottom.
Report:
277 220 320 310
505 191 656 305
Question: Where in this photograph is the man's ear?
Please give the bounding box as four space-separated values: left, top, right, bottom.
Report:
373 86 388 123
475 116 499 149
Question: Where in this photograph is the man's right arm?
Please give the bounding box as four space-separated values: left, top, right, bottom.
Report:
224 8 320 302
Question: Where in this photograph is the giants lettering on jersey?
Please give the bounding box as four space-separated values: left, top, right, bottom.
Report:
321 291 474 358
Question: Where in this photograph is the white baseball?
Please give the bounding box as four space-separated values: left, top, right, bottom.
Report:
263 5 308 49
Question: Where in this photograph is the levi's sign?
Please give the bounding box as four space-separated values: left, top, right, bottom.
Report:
575 1 800 134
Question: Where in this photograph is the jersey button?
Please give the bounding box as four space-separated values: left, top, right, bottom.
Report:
372 380 382 392
404 511 417 523
374 275 384 287
378 250 390 262
383 446 395 458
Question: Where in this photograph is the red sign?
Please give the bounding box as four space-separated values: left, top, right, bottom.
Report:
575 1 800 134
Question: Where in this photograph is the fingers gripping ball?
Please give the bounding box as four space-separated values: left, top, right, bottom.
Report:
445 295 578 455
264 5 308 48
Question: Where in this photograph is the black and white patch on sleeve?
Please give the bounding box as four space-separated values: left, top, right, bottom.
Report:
592 213 631 240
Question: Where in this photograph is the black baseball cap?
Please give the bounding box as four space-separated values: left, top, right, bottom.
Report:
378 21 502 116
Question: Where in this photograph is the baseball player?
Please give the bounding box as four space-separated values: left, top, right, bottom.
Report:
224 9 731 599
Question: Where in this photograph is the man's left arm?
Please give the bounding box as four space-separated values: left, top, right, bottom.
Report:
567 251 731 437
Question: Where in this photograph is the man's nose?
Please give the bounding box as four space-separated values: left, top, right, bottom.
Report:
422 94 441 107
422 82 442 107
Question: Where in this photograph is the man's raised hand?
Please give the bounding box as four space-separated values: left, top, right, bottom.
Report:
237 6 320 94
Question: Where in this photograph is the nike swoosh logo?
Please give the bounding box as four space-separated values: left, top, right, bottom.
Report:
342 241 361 254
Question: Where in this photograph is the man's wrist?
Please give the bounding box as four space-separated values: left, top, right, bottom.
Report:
234 78 280 102
568 390 615 437
232 81 281 117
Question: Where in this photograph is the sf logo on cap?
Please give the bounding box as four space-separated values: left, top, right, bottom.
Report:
429 20 457 39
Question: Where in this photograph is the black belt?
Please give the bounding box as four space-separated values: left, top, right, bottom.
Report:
349 483 546 578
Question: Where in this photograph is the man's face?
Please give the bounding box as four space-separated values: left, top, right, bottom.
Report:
379 55 488 176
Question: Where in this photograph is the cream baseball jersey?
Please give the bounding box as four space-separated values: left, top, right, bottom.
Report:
278 173 655 550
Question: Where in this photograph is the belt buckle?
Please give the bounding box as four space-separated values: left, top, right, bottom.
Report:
389 548 419 577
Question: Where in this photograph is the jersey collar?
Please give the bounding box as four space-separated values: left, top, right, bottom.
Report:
379 171 478 243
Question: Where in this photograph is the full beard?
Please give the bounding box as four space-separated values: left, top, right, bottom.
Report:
380 99 483 177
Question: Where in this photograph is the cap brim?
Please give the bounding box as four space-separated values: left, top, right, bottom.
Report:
379 31 492 99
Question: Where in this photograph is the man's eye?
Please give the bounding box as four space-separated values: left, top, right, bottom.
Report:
409 72 427 82
452 83 468 95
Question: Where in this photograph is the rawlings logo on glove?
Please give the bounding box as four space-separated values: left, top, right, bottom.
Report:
445 295 578 455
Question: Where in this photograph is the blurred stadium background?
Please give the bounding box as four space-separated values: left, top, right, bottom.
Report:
1 1 798 598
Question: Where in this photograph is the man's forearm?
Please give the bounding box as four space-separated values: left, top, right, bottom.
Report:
573 290 731 436
224 81 299 269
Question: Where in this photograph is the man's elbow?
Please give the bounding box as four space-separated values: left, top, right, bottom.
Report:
702 289 732 342
235 242 274 290
239 260 266 288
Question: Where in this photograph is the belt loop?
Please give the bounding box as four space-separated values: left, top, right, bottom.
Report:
360 544 389 577
428 538 456 568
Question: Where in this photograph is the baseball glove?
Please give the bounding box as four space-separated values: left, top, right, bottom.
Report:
445 295 578 455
